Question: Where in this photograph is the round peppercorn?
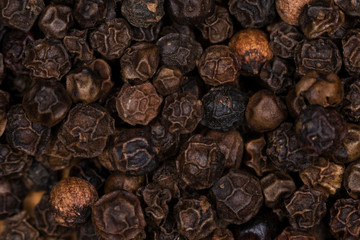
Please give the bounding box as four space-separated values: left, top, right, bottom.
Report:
228 0 276 28
73 0 108 28
66 59 113 103
329 198 360 239
246 90 287 133
174 196 217 239
162 92 204 134
197 45 240 87
89 18 132 60
295 105 347 156
0 0 45 32
269 21 304 59
121 0 165 28
344 160 360 199
300 157 344 197
275 0 311 26
38 4 73 39
0 144 32 178
211 170 263 225
50 177 98 227
58 103 115 158
5 104 51 156
63 29 94 62
92 190 146 240
229 29 273 76
167 0 215 25
24 39 71 80
98 128 157 176
198 6 234 44
294 38 342 76
201 84 247 131
156 33 203 73
176 134 225 190
342 29 360 76
2 211 40 240
266 122 314 172
116 82 163 126
334 0 360 16
152 66 183 96
22 80 72 127
285 186 327 229
120 42 160 85
298 1 345 39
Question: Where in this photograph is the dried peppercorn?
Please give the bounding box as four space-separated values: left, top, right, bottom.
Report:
295 105 347 156
152 66 183 96
156 33 203 73
211 169 263 225
0 0 45 32
33 193 72 238
267 122 314 172
246 89 287 133
294 38 342 76
329 198 360 239
275 0 311 26
335 0 360 16
198 5 233 44
1 30 34 76
162 92 204 134
174 196 217 239
121 0 165 28
299 0 345 39
197 45 240 87
132 21 162 42
50 177 98 227
201 84 247 131
24 39 71 80
228 0 276 28
116 82 163 126
300 157 344 196
98 128 157 175
244 135 274 176
229 29 273 75
260 171 296 208
5 104 51 156
38 4 73 39
259 57 294 94
342 29 360 76
276 227 316 240
176 134 224 190
73 0 108 28
104 172 144 194
343 160 360 199
58 103 115 158
167 0 215 26
120 42 160 85
0 178 26 219
1 211 39 240
285 186 327 230
66 59 113 103
89 18 132 60
63 29 94 63
92 190 146 240
0 144 32 178
22 79 72 127
269 21 304 59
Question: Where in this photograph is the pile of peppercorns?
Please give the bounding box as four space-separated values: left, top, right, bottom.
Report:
0 0 360 239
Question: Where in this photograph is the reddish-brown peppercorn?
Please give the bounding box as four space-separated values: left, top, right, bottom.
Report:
50 177 98 227
229 29 273 75
275 0 311 26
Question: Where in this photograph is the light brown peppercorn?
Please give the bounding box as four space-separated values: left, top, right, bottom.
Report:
229 29 273 76
276 0 312 26
50 177 98 227
246 90 287 132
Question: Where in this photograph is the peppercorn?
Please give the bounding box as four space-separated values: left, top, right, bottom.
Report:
49 177 98 227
